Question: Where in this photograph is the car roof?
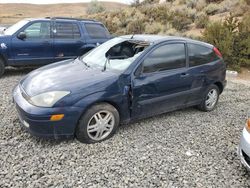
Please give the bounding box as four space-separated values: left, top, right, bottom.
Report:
24 17 101 24
121 34 213 48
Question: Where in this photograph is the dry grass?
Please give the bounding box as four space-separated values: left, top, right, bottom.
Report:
0 3 126 24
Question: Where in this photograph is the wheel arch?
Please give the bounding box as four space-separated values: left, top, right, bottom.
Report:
0 54 7 66
91 100 122 119
214 81 224 94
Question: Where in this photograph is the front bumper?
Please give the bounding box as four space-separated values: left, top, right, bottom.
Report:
238 128 250 171
13 85 83 139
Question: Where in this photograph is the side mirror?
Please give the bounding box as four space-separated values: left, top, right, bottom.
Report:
17 32 26 40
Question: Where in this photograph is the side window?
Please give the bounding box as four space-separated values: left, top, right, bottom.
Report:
55 22 81 39
188 43 219 67
85 23 110 39
24 22 50 39
143 43 186 73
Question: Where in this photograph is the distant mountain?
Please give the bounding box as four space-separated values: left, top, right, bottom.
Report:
0 2 127 24
0 0 132 4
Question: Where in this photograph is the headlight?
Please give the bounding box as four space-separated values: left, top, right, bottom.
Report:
29 91 70 107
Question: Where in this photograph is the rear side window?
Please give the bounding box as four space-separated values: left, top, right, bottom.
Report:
188 43 219 67
55 22 81 39
143 43 186 73
85 23 110 39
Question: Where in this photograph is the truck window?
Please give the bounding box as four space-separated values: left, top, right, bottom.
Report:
85 23 110 39
24 22 50 39
55 22 81 39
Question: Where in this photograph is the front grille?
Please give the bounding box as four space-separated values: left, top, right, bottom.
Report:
242 150 250 165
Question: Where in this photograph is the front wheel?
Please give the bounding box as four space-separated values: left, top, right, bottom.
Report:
76 103 120 144
197 84 219 112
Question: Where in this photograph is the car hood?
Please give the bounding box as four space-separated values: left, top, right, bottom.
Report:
20 59 120 97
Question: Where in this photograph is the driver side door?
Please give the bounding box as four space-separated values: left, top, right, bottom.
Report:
11 21 54 65
131 42 193 119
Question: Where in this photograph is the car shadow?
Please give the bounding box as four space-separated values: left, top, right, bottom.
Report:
118 107 198 131
23 107 198 146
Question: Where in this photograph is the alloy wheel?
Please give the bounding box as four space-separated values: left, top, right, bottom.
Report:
87 110 115 141
205 89 218 110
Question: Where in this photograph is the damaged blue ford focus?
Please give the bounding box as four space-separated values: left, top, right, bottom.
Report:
13 35 227 143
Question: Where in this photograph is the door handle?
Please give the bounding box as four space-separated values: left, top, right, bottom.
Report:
180 73 190 78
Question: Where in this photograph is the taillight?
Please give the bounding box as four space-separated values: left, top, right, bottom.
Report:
213 47 223 58
246 119 250 133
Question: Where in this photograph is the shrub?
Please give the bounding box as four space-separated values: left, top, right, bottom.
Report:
171 10 193 31
145 22 164 34
195 0 207 11
127 20 146 34
206 0 222 2
87 0 105 14
186 0 198 8
203 3 221 15
203 14 250 71
130 0 140 7
140 5 172 24
232 0 249 16
195 12 209 28
235 14 250 67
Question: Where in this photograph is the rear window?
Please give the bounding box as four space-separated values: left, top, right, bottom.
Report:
55 22 81 39
188 43 219 67
85 23 110 39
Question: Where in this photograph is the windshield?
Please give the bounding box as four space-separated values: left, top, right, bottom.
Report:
81 37 150 71
4 20 29 35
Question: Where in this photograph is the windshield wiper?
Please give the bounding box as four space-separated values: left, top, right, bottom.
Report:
103 56 110 71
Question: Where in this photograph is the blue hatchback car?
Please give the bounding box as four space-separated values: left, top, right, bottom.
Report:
13 35 227 143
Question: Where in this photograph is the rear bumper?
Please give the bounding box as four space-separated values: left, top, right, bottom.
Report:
13 85 83 139
238 128 250 171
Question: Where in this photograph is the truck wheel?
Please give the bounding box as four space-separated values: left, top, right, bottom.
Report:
0 59 5 78
76 103 120 144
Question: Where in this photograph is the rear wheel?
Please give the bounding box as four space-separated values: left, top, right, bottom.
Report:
76 103 120 144
0 58 5 78
197 84 219 112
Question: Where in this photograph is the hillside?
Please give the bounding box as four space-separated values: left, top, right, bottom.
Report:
0 2 127 24
87 0 249 37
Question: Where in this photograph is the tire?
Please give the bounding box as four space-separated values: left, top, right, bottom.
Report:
197 84 220 112
0 58 5 78
76 103 120 144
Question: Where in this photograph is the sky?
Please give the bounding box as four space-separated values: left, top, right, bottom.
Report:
0 0 132 4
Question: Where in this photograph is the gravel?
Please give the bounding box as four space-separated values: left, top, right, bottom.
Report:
0 68 250 187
